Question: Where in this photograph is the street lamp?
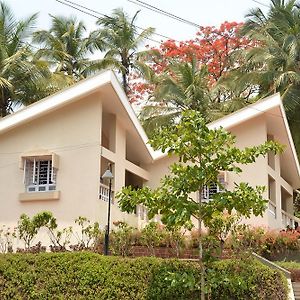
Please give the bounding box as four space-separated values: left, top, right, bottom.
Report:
102 164 114 255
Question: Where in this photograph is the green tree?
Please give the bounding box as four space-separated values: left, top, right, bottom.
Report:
94 8 154 94
140 58 221 135
117 110 282 299
33 15 97 80
240 0 300 154
0 2 51 117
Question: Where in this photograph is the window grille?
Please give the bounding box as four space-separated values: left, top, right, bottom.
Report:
200 172 226 202
24 159 57 192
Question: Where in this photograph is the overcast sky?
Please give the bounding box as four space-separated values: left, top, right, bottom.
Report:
9 0 270 43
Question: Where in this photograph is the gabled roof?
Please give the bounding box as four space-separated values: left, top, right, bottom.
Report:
152 93 300 186
0 70 154 160
0 71 299 185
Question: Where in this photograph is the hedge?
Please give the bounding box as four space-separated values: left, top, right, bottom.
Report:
0 252 288 300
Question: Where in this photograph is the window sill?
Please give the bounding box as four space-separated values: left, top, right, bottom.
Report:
19 191 60 202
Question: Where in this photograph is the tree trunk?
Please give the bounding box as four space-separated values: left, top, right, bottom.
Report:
198 187 205 300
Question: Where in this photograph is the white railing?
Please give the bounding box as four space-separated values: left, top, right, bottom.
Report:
281 210 300 229
268 201 276 217
99 183 114 204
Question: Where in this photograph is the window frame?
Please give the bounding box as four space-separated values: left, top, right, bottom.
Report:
20 151 59 193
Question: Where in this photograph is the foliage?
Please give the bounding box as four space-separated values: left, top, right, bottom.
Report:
227 226 300 257
73 216 100 249
0 252 201 300
276 260 300 270
0 1 53 117
0 253 288 300
130 21 253 102
0 225 16 253
33 15 97 80
140 222 165 256
110 221 135 256
17 212 49 250
117 110 283 235
94 8 154 94
207 212 241 257
239 0 300 155
207 258 288 300
164 227 186 258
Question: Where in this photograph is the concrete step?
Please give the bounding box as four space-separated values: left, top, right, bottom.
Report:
292 282 300 299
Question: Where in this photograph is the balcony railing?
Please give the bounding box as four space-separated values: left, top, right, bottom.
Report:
281 210 300 229
268 201 276 217
99 183 114 203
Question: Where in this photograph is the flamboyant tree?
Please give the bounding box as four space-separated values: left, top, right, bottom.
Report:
129 21 254 104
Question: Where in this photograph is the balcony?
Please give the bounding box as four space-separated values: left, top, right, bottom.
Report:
281 210 300 229
99 183 114 204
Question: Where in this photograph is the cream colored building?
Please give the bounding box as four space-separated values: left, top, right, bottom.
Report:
0 70 299 237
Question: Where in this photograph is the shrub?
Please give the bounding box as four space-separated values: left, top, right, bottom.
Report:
0 225 16 253
0 253 288 300
110 221 135 256
140 222 164 255
207 258 288 300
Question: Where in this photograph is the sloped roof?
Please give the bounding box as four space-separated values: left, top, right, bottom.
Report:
0 71 299 185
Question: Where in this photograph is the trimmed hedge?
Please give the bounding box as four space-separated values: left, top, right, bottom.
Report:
207 259 288 300
0 252 288 300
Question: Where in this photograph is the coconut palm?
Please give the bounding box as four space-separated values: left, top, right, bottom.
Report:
33 15 97 80
94 8 154 94
0 1 53 117
139 58 222 135
240 0 300 154
241 0 300 106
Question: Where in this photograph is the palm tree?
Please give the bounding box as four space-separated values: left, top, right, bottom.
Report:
139 58 221 135
0 2 52 117
240 0 300 154
33 15 97 80
94 8 154 94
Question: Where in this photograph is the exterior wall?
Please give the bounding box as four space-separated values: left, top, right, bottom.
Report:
99 117 141 228
228 116 270 228
144 115 290 230
0 93 102 231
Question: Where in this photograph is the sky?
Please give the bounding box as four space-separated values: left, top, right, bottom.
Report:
9 0 270 44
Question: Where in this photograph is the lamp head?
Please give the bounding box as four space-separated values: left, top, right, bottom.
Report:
102 169 114 180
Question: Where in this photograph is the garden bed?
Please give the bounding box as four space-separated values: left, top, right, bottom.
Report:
0 252 289 300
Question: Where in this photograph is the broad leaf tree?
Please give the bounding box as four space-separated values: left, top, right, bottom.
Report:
117 110 282 298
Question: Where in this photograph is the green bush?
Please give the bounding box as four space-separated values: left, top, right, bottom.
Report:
208 258 288 300
0 252 288 300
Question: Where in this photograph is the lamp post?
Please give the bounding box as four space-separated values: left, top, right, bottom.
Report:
102 165 114 255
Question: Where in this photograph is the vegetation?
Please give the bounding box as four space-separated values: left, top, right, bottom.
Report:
117 110 283 257
0 252 288 300
33 15 97 80
0 2 50 117
94 8 154 94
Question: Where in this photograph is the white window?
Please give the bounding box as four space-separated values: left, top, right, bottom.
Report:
23 156 58 193
200 172 227 202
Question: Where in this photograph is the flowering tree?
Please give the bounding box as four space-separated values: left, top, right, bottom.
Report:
129 21 253 104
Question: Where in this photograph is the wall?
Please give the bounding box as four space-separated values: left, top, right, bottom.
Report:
0 93 104 245
145 115 273 229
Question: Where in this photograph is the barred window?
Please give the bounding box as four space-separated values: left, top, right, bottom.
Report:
200 172 226 202
24 158 57 192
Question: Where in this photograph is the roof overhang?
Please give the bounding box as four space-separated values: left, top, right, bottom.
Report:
0 70 154 162
153 94 300 187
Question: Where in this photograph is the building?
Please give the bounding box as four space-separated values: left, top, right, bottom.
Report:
0 70 299 239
